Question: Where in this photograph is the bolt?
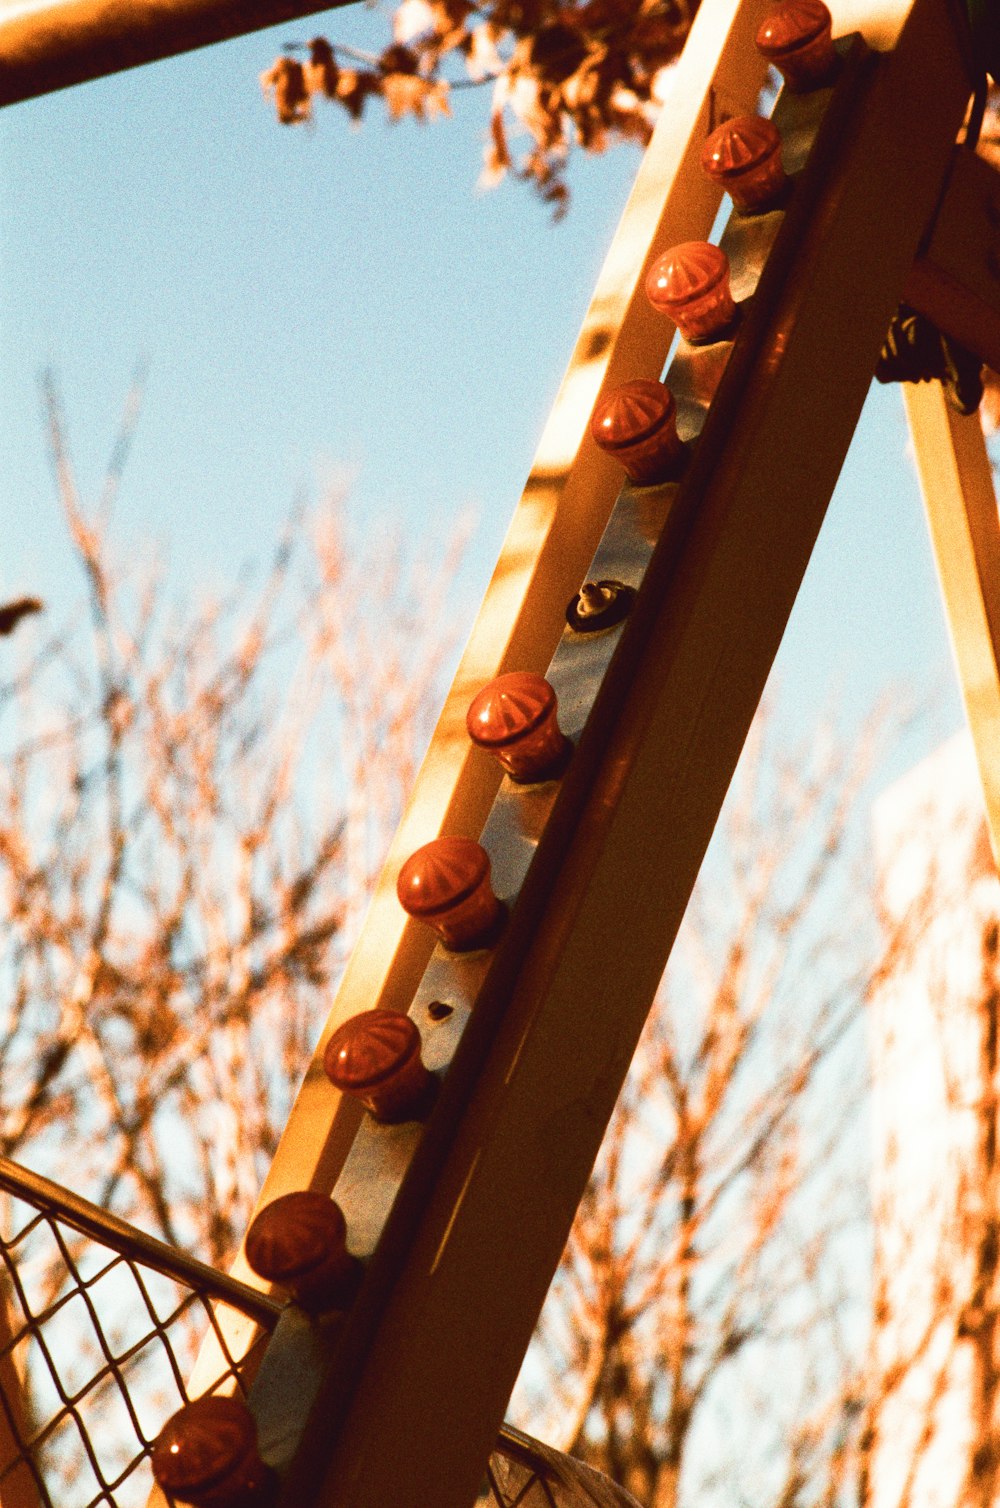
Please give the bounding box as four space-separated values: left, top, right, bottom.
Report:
565 579 635 634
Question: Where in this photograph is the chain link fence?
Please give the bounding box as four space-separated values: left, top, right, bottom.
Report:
0 1158 639 1508
0 1157 278 1508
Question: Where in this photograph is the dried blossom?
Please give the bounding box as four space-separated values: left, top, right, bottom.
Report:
260 0 699 209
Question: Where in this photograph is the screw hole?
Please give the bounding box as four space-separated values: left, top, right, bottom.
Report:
427 1001 454 1022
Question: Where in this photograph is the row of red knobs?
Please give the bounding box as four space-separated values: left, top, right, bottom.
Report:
591 0 837 487
394 670 570 943
153 675 574 1497
151 3 840 1503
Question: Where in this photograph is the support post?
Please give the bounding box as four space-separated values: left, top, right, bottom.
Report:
905 382 1000 868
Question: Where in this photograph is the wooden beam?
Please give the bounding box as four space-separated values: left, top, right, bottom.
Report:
905 381 1000 868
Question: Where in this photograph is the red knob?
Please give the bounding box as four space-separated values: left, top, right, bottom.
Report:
701 115 787 212
645 242 736 343
151 1395 273 1508
323 1009 436 1121
589 380 685 485
397 836 503 950
756 0 837 90
244 1191 361 1311
466 671 570 782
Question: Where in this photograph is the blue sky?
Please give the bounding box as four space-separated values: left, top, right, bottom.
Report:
0 3 966 779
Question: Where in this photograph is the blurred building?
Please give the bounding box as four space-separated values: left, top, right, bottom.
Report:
868 732 1000 1507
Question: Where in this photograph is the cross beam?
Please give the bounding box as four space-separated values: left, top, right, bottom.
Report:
906 145 1000 374
0 0 352 107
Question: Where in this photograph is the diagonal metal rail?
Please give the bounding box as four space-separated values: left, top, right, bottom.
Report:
280 3 973 1500
0 1155 279 1507
0 1158 281 1331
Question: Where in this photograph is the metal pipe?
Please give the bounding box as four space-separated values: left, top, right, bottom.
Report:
0 1155 282 1329
0 0 355 108
494 1425 645 1507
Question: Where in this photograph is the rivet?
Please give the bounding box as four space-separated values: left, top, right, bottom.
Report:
151 1396 273 1507
645 242 737 343
755 0 838 91
590 379 686 484
245 1192 362 1313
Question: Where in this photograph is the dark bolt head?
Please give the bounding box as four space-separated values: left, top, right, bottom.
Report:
566 580 635 635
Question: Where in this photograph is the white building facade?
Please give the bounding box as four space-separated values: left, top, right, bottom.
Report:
868 733 1000 1508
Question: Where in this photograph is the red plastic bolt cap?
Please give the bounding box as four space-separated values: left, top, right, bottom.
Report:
151 1395 272 1508
324 1009 436 1122
756 0 837 90
397 836 503 950
244 1191 361 1311
701 115 787 212
466 671 570 782
645 242 736 343
590 379 685 485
